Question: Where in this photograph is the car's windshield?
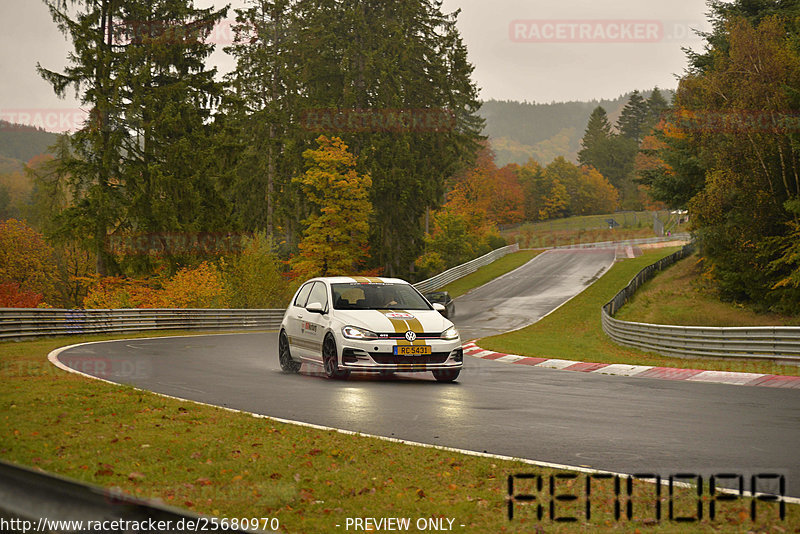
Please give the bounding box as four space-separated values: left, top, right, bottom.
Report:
332 283 432 311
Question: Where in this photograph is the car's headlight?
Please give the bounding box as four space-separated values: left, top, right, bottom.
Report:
440 326 459 340
342 325 379 340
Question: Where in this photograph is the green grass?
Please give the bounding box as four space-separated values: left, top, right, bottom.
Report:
441 250 542 298
502 211 690 249
617 253 800 327
479 249 800 376
2 331 795 532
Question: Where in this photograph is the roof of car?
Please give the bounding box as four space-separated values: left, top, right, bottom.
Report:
306 276 410 285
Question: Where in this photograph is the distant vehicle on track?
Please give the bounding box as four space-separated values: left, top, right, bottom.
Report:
278 276 463 382
424 290 455 319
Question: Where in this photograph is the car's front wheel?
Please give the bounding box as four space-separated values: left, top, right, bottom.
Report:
322 334 350 380
278 331 301 373
432 369 460 382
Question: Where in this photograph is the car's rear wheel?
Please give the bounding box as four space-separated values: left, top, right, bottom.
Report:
323 335 350 380
432 369 460 382
278 331 301 373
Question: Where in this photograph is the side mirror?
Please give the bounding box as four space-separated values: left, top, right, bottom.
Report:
432 303 446 315
306 302 325 314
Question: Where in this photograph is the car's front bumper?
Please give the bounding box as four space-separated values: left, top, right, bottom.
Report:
339 338 463 372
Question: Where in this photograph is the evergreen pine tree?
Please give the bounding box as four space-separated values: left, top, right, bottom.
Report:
578 106 612 167
617 90 649 143
38 0 126 274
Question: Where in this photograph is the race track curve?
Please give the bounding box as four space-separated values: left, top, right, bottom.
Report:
54 250 800 497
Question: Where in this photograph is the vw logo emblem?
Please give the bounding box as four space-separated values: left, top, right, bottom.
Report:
404 331 416 342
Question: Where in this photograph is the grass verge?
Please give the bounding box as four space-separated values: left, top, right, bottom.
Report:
1 331 794 532
616 253 800 327
501 211 689 249
441 250 542 298
479 249 800 376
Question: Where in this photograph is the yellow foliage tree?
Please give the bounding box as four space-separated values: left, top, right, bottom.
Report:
291 136 372 279
0 219 58 304
160 262 227 308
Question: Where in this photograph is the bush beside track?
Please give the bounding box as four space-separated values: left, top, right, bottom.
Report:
1 331 796 532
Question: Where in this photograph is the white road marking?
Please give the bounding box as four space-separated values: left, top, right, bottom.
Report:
47 336 800 505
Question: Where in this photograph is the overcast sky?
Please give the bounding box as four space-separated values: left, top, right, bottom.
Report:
0 0 710 131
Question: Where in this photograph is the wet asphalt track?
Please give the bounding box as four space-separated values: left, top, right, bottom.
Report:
454 249 615 340
55 250 800 497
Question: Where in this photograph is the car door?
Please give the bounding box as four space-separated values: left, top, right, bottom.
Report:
300 281 330 363
287 281 314 358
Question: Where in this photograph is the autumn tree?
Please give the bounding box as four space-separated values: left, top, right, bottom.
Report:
289 0 484 277
421 210 484 270
291 136 372 278
160 262 227 308
579 166 619 215
444 146 495 231
489 164 525 225
0 219 58 304
224 231 294 308
647 9 800 312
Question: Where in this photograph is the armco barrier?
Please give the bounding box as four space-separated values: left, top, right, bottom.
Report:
0 244 519 341
0 459 256 533
553 233 690 249
0 308 285 341
412 243 519 294
601 244 800 363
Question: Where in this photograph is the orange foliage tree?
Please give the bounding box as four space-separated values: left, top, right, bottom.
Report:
446 144 524 228
0 282 45 308
83 262 226 309
82 276 163 309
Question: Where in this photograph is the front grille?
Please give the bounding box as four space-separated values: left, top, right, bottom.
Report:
376 332 442 340
370 352 450 365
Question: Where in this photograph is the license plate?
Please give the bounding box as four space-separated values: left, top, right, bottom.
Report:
393 345 432 356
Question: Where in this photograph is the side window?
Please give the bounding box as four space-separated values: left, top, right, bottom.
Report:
306 282 329 311
294 283 314 308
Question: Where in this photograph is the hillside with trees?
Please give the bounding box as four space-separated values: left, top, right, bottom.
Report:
0 0 485 308
640 0 800 314
479 91 673 167
0 121 59 163
0 0 706 310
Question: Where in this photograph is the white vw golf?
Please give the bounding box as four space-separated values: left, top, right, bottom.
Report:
278 276 463 381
